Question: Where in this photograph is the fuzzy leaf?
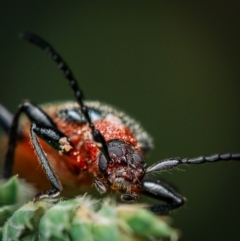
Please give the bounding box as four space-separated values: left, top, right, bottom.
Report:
117 205 177 240
39 199 80 241
2 201 49 241
1 177 179 241
0 205 17 226
0 176 19 205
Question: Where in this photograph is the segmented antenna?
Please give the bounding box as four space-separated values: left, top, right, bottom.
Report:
146 153 240 174
20 33 111 164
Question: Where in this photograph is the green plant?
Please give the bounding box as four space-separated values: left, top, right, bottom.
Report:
0 177 179 241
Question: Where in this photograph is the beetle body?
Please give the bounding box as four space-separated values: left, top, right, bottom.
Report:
8 101 152 197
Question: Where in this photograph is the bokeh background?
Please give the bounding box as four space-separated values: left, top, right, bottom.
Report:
0 1 240 240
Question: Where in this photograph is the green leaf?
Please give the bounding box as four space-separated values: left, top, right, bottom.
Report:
0 176 179 241
117 205 178 240
2 201 49 241
0 205 17 226
0 176 19 206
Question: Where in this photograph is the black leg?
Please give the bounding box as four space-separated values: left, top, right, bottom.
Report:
146 153 240 174
3 101 58 178
142 180 185 213
3 102 72 200
32 123 72 153
30 123 66 201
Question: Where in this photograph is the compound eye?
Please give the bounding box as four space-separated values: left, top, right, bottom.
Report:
108 146 123 157
132 153 144 163
99 154 108 173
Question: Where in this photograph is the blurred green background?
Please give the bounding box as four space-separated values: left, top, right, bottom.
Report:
0 1 240 240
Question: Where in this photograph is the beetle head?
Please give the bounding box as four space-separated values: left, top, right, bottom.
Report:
95 140 146 201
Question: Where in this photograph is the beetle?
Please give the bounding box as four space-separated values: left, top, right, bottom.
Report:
0 33 240 213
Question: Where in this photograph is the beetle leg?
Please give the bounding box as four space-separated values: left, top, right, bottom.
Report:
30 123 66 201
141 179 185 214
31 123 72 154
3 101 58 178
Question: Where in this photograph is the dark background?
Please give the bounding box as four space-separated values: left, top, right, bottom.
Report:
0 1 240 240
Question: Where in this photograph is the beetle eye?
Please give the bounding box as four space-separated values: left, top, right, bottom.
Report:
108 146 123 157
132 153 143 163
99 154 108 173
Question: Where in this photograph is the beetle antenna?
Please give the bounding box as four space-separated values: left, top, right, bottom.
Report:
146 153 240 174
19 32 111 164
